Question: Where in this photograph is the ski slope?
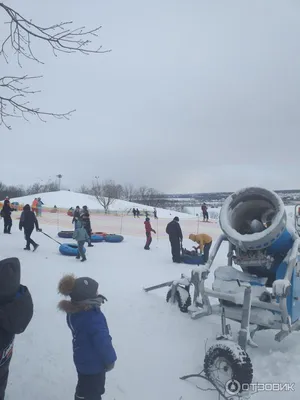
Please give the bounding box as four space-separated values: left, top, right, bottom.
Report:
10 190 196 219
1 194 299 399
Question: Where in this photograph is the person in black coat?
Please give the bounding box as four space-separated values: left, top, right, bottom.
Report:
19 204 42 251
0 200 15 234
80 206 94 247
0 257 33 399
72 206 81 225
166 216 183 263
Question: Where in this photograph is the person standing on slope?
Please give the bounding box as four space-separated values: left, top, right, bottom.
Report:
72 206 81 228
19 204 42 251
189 233 212 263
201 203 209 222
144 217 156 250
0 257 33 399
58 274 117 400
73 220 89 262
0 199 16 234
166 217 183 263
80 206 94 247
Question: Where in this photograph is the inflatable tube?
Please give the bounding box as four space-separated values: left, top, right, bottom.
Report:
58 231 74 239
91 234 105 243
104 234 124 243
219 187 286 251
181 254 205 265
59 243 86 256
93 231 108 236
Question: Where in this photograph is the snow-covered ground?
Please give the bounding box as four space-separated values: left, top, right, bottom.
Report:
0 206 299 400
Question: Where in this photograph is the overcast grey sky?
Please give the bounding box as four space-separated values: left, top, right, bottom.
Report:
1 0 300 193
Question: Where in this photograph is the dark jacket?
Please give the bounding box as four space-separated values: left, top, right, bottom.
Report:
19 210 39 231
166 220 183 240
80 210 92 233
0 203 15 219
0 286 33 365
59 301 117 374
72 209 81 223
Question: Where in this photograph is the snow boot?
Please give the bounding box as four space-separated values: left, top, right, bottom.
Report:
33 244 39 252
88 244 94 247
76 254 80 259
81 256 87 262
24 247 30 251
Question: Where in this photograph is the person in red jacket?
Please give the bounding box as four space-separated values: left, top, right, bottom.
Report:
144 217 156 250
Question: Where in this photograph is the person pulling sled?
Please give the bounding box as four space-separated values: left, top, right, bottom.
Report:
19 204 42 251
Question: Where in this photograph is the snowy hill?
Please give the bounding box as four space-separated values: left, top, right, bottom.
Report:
10 190 195 219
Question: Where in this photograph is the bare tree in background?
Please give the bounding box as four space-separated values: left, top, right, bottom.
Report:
92 179 120 214
122 183 136 202
78 184 93 195
0 2 110 129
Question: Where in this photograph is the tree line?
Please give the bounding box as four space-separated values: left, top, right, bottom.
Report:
79 180 173 213
0 181 59 201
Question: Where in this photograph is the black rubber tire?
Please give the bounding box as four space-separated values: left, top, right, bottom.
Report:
204 342 253 393
166 287 192 313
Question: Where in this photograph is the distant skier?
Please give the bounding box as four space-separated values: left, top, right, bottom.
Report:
58 274 117 400
80 206 94 247
144 217 156 250
19 204 42 251
1 199 15 234
201 203 209 222
136 208 140 218
132 208 136 218
189 233 212 263
166 217 183 263
0 257 33 399
153 208 158 219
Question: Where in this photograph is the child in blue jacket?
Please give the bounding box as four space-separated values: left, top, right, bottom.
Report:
58 274 117 400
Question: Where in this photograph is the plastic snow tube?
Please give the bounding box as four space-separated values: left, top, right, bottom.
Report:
90 234 105 243
104 234 124 243
58 231 74 239
59 243 86 256
181 254 205 265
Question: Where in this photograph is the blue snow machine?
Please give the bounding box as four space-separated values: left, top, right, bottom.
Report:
144 187 300 397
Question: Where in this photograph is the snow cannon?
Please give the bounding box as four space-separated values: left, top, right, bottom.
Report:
144 187 300 395
219 187 294 277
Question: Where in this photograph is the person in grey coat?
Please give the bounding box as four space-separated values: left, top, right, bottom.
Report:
72 220 89 262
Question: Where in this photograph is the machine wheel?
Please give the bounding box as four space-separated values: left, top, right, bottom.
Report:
204 341 253 394
166 286 191 313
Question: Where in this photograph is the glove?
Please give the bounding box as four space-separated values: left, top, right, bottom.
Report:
19 228 22 231
37 228 42 232
105 362 115 372
153 230 156 234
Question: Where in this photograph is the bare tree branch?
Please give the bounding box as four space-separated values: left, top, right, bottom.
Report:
92 179 119 214
0 2 110 129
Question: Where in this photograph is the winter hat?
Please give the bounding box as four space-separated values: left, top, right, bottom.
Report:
24 204 30 211
58 274 99 302
173 216 179 222
0 258 21 298
145 217 150 221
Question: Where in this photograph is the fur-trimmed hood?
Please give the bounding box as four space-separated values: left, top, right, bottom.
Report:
58 299 93 313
